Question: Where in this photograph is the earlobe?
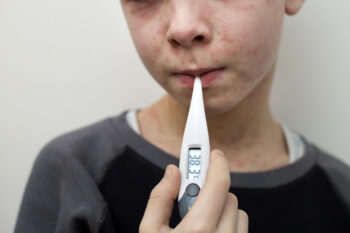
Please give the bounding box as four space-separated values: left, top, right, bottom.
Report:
285 0 305 16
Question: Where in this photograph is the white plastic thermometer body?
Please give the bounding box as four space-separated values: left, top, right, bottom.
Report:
178 76 210 218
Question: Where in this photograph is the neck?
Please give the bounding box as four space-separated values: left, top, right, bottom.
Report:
138 66 289 172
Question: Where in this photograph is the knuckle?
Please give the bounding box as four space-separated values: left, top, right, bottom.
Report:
228 193 239 207
192 222 211 233
149 184 164 200
215 176 230 191
238 209 249 223
139 221 161 233
138 221 148 233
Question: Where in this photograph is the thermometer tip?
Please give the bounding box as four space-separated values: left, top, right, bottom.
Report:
194 76 202 88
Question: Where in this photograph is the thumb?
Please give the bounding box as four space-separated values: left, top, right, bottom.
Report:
140 164 180 232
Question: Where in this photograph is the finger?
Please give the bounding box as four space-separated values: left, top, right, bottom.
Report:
184 149 231 230
236 210 249 233
139 165 180 233
216 193 239 233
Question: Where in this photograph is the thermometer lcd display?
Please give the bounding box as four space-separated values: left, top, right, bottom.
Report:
187 148 201 180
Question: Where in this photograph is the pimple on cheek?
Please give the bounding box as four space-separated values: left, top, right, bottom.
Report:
144 27 161 53
137 34 160 57
208 46 223 61
154 45 161 53
248 46 259 56
220 34 233 44
218 24 237 56
239 43 260 57
229 50 237 57
238 3 256 12
215 0 230 3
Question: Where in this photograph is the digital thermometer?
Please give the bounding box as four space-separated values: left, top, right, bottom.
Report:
178 76 210 218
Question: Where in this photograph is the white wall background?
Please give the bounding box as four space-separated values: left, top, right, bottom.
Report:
1 0 349 232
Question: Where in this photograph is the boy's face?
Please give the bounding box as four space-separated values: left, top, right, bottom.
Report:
120 0 301 115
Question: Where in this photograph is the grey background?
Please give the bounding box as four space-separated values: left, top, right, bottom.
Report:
1 0 349 232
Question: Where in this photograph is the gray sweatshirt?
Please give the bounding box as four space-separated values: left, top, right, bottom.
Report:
14 110 350 233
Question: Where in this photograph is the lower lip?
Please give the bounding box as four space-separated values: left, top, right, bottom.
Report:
175 69 224 88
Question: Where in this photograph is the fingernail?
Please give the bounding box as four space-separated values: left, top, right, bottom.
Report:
214 149 224 156
164 165 172 179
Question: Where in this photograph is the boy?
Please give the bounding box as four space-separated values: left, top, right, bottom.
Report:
14 0 350 232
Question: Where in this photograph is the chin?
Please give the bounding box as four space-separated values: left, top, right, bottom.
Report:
204 105 234 117
203 95 243 117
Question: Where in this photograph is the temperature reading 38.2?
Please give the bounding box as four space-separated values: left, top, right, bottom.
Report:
187 148 201 180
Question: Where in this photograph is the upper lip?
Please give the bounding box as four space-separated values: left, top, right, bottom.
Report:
174 67 223 77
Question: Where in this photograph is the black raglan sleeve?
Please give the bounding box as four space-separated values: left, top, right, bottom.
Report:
14 139 108 233
317 148 350 212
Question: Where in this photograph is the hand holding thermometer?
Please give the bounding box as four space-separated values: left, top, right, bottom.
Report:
178 76 210 218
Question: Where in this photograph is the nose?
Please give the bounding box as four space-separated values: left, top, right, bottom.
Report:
166 3 212 48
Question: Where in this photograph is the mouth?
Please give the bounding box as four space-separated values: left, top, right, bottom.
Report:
173 67 225 88
174 67 223 77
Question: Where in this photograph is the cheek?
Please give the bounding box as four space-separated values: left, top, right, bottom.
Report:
125 5 166 73
132 24 160 58
128 21 164 78
215 3 284 77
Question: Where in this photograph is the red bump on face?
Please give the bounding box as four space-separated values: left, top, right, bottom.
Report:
220 34 233 44
238 3 256 12
121 0 286 114
130 8 137 15
230 50 237 57
249 46 258 56
154 45 161 54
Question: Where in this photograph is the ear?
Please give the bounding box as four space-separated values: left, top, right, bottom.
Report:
285 0 305 15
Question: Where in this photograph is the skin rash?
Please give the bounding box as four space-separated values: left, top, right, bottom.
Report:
120 0 305 172
121 0 284 114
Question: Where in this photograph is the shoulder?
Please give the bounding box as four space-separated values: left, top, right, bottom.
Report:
312 142 350 181
15 114 130 233
305 139 350 208
36 111 128 184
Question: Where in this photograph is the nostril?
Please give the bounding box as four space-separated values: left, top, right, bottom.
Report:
168 35 205 47
196 35 204 41
170 39 180 47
